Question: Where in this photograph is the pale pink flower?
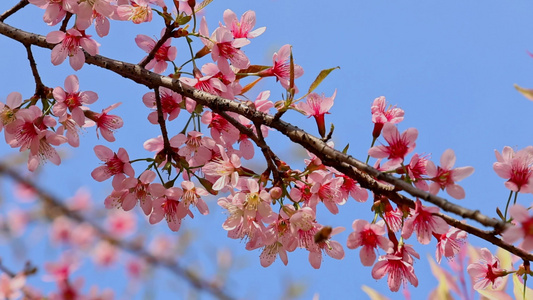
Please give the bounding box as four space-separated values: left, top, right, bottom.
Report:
202 145 241 191
222 9 266 39
372 245 419 292
296 91 336 138
56 117 81 147
53 74 98 126
29 0 78 26
258 44 304 91
426 149 474 200
371 96 404 138
493 146 533 193
401 199 448 245
435 226 467 264
347 220 393 266
116 0 153 24
467 248 508 290
46 28 99 71
135 33 177 73
308 170 345 214
0 91 22 132
91 145 134 187
200 17 250 69
0 273 25 300
170 131 214 167
92 240 119 267
107 210 137 237
368 123 418 170
233 178 274 222
382 203 403 233
308 226 345 269
75 0 115 36
120 170 155 215
142 87 182 124
181 180 209 215
402 153 429 191
502 203 533 251
5 106 66 171
87 102 123 142
149 185 187 231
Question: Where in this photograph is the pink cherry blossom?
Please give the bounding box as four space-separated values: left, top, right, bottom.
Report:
116 0 153 24
142 87 182 124
200 17 251 69
308 226 345 269
296 91 336 138
0 273 25 300
201 111 242 146
135 33 177 74
87 102 123 142
120 170 155 214
53 74 98 126
308 170 345 214
435 226 467 264
426 149 475 200
92 240 119 267
170 131 214 167
202 145 241 191
401 153 429 191
0 91 22 132
467 248 508 290
258 44 304 91
401 199 449 245
106 210 137 237
493 146 533 193
233 178 275 222
502 203 533 251
46 28 99 71
222 9 266 39
91 145 134 187
368 123 418 170
149 185 188 231
181 180 210 215
372 245 419 292
371 96 404 138
29 0 78 26
75 0 115 36
347 220 393 266
338 174 368 203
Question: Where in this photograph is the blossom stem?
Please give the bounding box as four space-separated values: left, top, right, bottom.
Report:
365 137 378 164
503 190 514 221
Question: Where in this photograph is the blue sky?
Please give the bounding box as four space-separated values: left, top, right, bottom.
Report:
2 0 533 299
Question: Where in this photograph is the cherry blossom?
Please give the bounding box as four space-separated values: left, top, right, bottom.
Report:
426 149 474 200
29 0 78 26
258 44 304 91
0 273 25 300
202 145 242 191
149 185 188 231
53 74 98 126
296 91 336 138
135 33 177 74
116 0 153 24
401 199 448 245
76 0 115 36
371 96 404 138
493 146 533 193
142 87 182 124
467 248 508 290
347 220 393 266
0 91 22 132
87 102 123 142
46 28 99 71
91 145 135 188
372 244 419 292
435 226 467 264
502 203 533 251
222 9 266 40
368 123 418 170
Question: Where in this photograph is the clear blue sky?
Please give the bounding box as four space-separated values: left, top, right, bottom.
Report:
1 0 533 299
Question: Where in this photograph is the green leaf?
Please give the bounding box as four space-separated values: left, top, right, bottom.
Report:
176 14 191 25
342 143 350 154
308 66 340 94
514 84 533 101
195 0 213 13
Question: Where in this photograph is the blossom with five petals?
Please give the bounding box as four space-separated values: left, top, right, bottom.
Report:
296 91 336 138
467 248 508 290
426 149 474 200
368 123 418 170
347 220 393 266
46 28 99 71
493 146 533 193
53 74 98 126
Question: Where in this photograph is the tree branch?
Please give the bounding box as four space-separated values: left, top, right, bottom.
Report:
0 0 28 22
0 163 234 300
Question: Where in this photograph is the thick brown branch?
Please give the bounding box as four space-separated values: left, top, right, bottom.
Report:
0 163 234 300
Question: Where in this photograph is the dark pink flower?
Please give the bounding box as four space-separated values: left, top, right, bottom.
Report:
402 199 448 245
493 146 533 193
135 33 177 74
368 123 418 170
435 226 467 264
222 9 266 39
371 96 404 138
372 245 419 292
46 28 99 71
347 220 392 266
296 91 336 138
258 44 304 91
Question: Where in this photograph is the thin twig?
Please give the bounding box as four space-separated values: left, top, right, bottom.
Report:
0 0 29 22
24 44 48 100
139 26 175 69
153 87 173 165
0 163 234 300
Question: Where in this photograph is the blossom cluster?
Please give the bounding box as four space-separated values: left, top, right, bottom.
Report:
6 0 531 296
